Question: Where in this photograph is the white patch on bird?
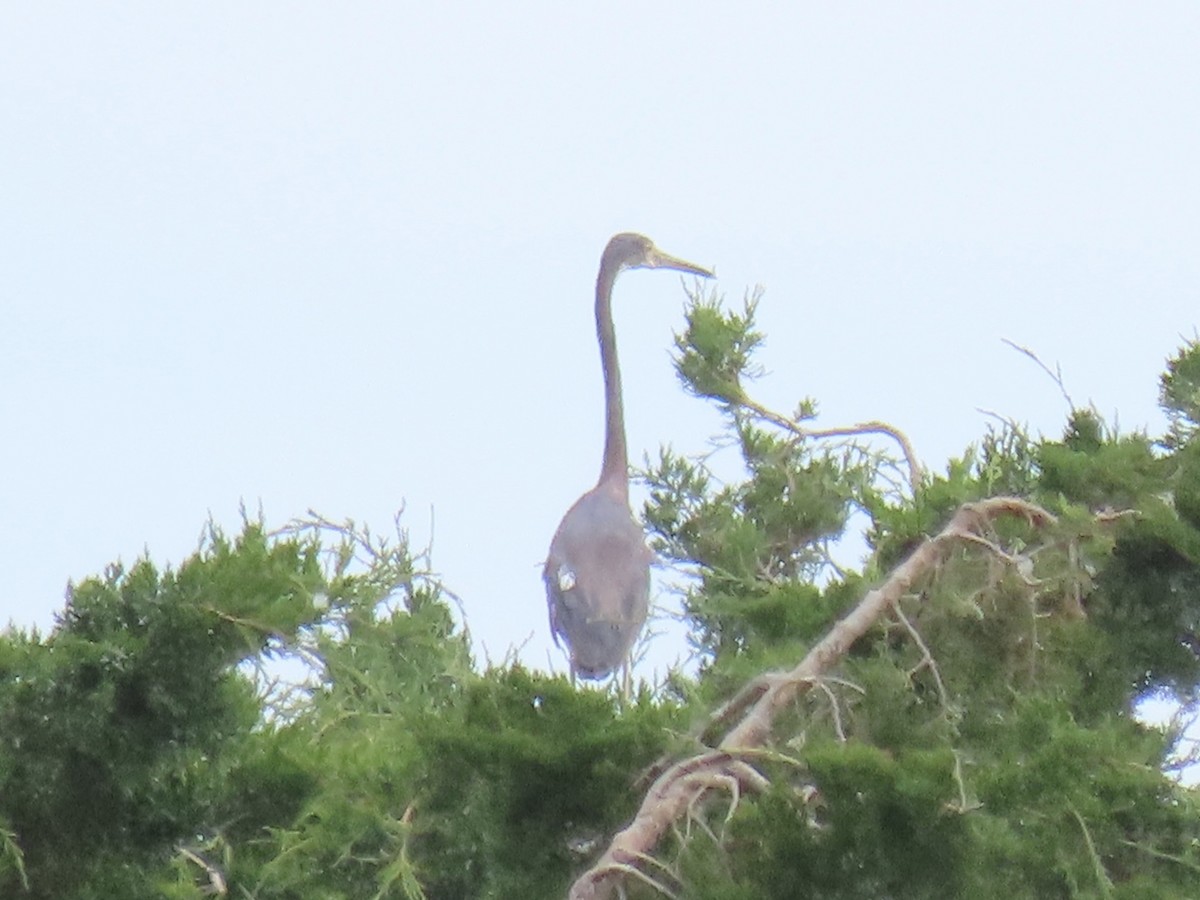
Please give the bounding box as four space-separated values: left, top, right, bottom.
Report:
557 565 576 592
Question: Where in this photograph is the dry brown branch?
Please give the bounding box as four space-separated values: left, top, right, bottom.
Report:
700 674 780 742
1095 507 1140 524
568 497 1056 900
739 397 925 489
177 846 228 896
684 770 743 840
813 679 848 742
894 603 952 713
946 750 981 814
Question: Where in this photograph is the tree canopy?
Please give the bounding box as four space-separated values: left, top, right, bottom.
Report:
2 292 1199 899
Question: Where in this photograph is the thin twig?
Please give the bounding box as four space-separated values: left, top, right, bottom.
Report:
893 603 951 713
1001 338 1074 410
813 679 848 742
1069 804 1114 896
738 397 924 489
945 751 981 814
587 862 679 900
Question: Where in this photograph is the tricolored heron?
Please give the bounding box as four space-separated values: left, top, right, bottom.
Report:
544 233 714 688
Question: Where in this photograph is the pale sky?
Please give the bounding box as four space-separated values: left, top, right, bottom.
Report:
3 5 1198 683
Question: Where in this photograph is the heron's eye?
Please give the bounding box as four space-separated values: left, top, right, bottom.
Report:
557 566 576 592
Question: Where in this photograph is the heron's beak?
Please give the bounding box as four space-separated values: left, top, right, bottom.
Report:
650 248 715 278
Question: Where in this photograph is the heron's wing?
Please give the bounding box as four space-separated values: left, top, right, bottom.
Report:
542 556 565 649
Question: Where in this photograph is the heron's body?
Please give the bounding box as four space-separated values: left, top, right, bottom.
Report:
544 233 713 684
545 483 651 679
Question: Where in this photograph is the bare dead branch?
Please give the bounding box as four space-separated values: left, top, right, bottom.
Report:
587 861 679 900
894 603 952 714
701 674 780 741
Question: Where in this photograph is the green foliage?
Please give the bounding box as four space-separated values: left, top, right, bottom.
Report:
1038 410 1163 510
0 513 682 899
1161 337 1200 449
0 523 327 899
680 743 970 899
2 307 1200 899
643 427 862 672
412 670 683 898
673 288 764 407
644 298 1200 897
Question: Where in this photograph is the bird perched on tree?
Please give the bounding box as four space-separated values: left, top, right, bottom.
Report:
544 233 714 689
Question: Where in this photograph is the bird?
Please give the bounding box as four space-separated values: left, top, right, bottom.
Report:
544 233 714 690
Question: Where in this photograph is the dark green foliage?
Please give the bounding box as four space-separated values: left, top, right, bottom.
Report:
1161 337 1200 449
1073 343 1200 699
688 744 969 900
0 524 327 898
2 316 1200 899
962 694 1199 898
1038 413 1162 511
1089 513 1200 696
413 670 683 898
647 306 1200 897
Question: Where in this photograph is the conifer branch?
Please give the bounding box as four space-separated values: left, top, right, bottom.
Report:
568 497 1056 900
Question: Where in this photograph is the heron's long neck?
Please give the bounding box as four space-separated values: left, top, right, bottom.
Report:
595 265 629 497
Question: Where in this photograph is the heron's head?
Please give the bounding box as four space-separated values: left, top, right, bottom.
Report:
603 232 714 279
